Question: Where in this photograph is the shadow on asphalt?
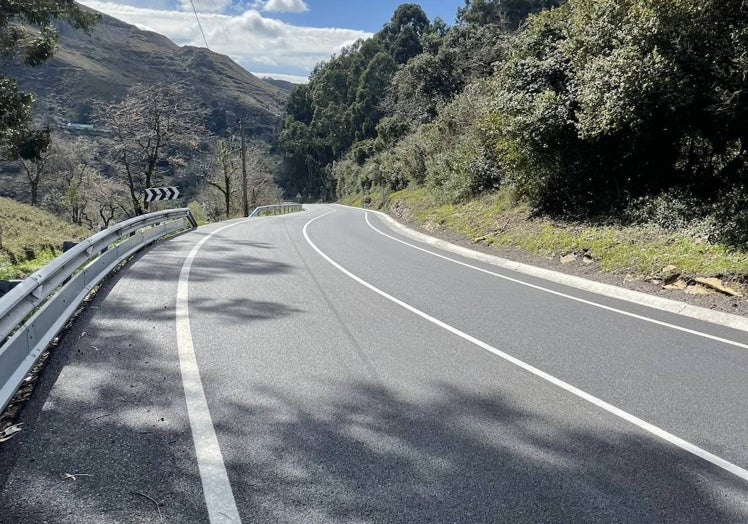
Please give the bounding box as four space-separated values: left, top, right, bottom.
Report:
0 235 303 522
212 379 747 522
1 235 746 523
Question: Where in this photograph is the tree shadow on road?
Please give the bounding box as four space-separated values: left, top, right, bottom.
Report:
1 235 746 523
214 379 748 523
0 237 304 523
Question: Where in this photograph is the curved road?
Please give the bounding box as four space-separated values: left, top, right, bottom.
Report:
1 204 747 522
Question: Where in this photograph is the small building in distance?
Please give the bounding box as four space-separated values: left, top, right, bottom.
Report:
65 123 95 133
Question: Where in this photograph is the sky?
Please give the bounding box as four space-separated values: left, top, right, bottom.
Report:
78 1 464 84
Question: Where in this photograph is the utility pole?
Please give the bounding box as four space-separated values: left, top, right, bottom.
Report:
240 120 249 217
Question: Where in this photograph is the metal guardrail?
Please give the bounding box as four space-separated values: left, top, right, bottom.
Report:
249 203 304 218
0 208 197 413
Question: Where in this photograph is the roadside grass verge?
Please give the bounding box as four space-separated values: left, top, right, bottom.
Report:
0 197 89 280
348 188 748 281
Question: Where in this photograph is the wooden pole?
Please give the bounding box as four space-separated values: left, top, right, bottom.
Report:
240 121 249 217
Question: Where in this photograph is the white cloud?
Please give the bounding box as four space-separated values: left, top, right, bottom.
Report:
177 0 232 13
262 0 309 13
255 72 309 84
79 2 371 77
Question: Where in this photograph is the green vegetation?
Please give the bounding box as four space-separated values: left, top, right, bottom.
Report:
0 197 89 279
282 0 748 281
378 188 748 278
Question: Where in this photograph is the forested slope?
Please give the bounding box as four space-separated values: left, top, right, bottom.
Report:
278 0 747 253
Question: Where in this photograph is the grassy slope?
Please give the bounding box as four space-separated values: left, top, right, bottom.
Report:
0 197 89 279
343 188 748 282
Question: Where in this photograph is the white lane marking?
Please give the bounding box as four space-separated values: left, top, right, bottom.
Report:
359 211 748 351
303 210 748 483
177 221 248 523
352 204 748 334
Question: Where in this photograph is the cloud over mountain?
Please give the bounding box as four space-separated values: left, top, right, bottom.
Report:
80 1 371 82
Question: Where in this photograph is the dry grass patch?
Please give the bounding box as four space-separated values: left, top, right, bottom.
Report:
0 197 89 279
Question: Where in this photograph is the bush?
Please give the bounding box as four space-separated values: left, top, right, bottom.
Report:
422 83 502 203
713 186 748 247
187 200 208 226
488 0 748 215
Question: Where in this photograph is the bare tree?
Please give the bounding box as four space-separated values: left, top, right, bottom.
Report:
245 141 282 209
88 175 131 228
48 136 96 225
201 138 241 219
95 83 206 215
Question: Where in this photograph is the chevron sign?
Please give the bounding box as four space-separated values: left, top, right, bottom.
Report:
144 186 180 202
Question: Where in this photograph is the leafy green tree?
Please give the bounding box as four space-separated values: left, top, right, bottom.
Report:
352 52 397 139
279 4 435 200
285 84 313 126
381 4 430 63
382 23 507 141
457 0 564 28
15 127 53 206
492 0 748 214
0 1 98 154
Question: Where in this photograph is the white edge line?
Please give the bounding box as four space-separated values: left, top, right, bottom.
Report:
337 204 748 335
359 211 748 351
177 221 246 523
303 210 748 483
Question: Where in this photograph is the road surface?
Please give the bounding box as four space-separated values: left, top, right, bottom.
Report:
1 204 747 522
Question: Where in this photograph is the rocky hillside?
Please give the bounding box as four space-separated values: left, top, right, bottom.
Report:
6 7 288 138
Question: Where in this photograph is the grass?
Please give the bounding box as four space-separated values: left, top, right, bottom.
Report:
0 197 90 279
353 187 748 280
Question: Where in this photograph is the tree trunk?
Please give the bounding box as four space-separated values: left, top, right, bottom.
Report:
30 179 38 206
123 155 143 215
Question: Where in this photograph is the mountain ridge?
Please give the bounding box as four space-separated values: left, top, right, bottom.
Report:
6 8 289 138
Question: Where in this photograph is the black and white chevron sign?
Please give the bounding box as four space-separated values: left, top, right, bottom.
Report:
144 186 180 202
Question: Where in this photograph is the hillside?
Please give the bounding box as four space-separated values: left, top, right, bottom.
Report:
261 78 298 95
6 8 287 138
0 197 89 279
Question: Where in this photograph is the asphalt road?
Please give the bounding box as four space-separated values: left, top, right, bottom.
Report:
1 204 747 523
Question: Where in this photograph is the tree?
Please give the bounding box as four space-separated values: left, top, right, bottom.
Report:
491 0 748 214
381 4 430 63
352 52 397 140
47 136 98 225
244 141 281 209
95 83 206 215
278 4 436 200
88 176 132 228
16 127 53 205
457 0 564 29
285 84 313 126
0 1 98 154
382 22 508 141
202 138 240 219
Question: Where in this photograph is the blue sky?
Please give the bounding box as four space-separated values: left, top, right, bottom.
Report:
79 1 465 83
254 1 459 32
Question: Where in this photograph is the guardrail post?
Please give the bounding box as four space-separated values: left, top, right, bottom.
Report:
0 280 21 300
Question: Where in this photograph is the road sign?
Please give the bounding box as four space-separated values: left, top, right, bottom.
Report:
144 186 180 202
